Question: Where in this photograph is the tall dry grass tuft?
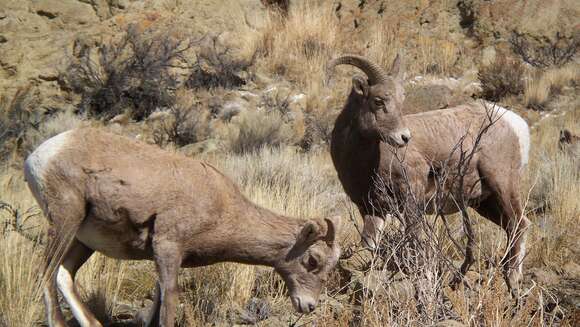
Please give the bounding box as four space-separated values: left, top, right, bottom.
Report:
525 110 579 267
416 35 460 76
251 1 340 90
524 64 580 110
0 233 45 326
179 263 256 324
75 256 131 324
224 110 295 154
363 20 401 73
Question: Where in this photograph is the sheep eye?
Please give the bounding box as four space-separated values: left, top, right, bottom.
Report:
307 256 318 271
374 99 383 106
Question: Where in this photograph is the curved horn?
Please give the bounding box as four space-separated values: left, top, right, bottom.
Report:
324 216 342 247
326 55 388 85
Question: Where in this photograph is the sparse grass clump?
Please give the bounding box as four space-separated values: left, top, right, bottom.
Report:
524 64 580 110
525 111 580 267
225 110 294 154
252 1 339 88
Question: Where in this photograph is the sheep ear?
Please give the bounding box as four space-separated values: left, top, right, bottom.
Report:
297 222 321 246
352 76 368 96
390 53 404 80
324 216 342 247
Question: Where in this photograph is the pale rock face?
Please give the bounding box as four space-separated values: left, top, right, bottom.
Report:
33 0 99 25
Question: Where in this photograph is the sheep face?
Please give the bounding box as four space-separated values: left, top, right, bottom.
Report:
276 216 342 314
351 62 411 147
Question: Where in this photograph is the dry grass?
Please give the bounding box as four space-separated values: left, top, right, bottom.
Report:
224 109 295 154
251 1 340 89
415 35 460 76
524 64 580 110
0 233 45 326
524 110 580 267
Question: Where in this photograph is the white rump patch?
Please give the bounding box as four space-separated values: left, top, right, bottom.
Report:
24 130 73 199
492 105 530 169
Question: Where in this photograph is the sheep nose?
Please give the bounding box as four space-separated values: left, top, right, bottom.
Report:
308 303 315 312
401 129 411 144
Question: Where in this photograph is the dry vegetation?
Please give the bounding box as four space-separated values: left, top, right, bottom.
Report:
1 1 579 326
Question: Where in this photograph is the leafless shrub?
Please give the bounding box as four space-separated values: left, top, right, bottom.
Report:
510 32 579 68
478 56 525 101
186 34 255 90
0 201 43 245
64 24 194 121
0 86 42 163
152 106 210 148
524 65 580 111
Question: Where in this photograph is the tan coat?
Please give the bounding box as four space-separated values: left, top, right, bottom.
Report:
25 128 341 326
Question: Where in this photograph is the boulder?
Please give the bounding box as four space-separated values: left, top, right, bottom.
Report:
33 0 99 25
404 84 453 114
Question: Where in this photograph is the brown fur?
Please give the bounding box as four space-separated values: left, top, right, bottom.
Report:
25 128 341 327
329 55 530 294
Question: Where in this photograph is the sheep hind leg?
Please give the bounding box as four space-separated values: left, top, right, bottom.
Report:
474 196 529 299
40 191 88 327
502 196 529 299
42 227 68 327
56 239 101 327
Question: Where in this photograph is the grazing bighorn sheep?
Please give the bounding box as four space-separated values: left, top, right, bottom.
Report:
327 55 530 292
25 128 341 327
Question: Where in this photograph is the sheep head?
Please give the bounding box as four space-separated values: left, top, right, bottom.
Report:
276 215 342 314
327 54 411 147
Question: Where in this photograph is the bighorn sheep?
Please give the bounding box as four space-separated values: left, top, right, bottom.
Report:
327 55 530 292
25 128 341 327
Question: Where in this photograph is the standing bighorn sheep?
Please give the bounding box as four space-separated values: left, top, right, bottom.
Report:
327 55 530 292
25 128 341 327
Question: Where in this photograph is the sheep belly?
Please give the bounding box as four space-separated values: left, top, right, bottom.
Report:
76 214 154 260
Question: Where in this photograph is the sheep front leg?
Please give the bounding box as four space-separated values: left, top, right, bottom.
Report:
153 241 182 327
